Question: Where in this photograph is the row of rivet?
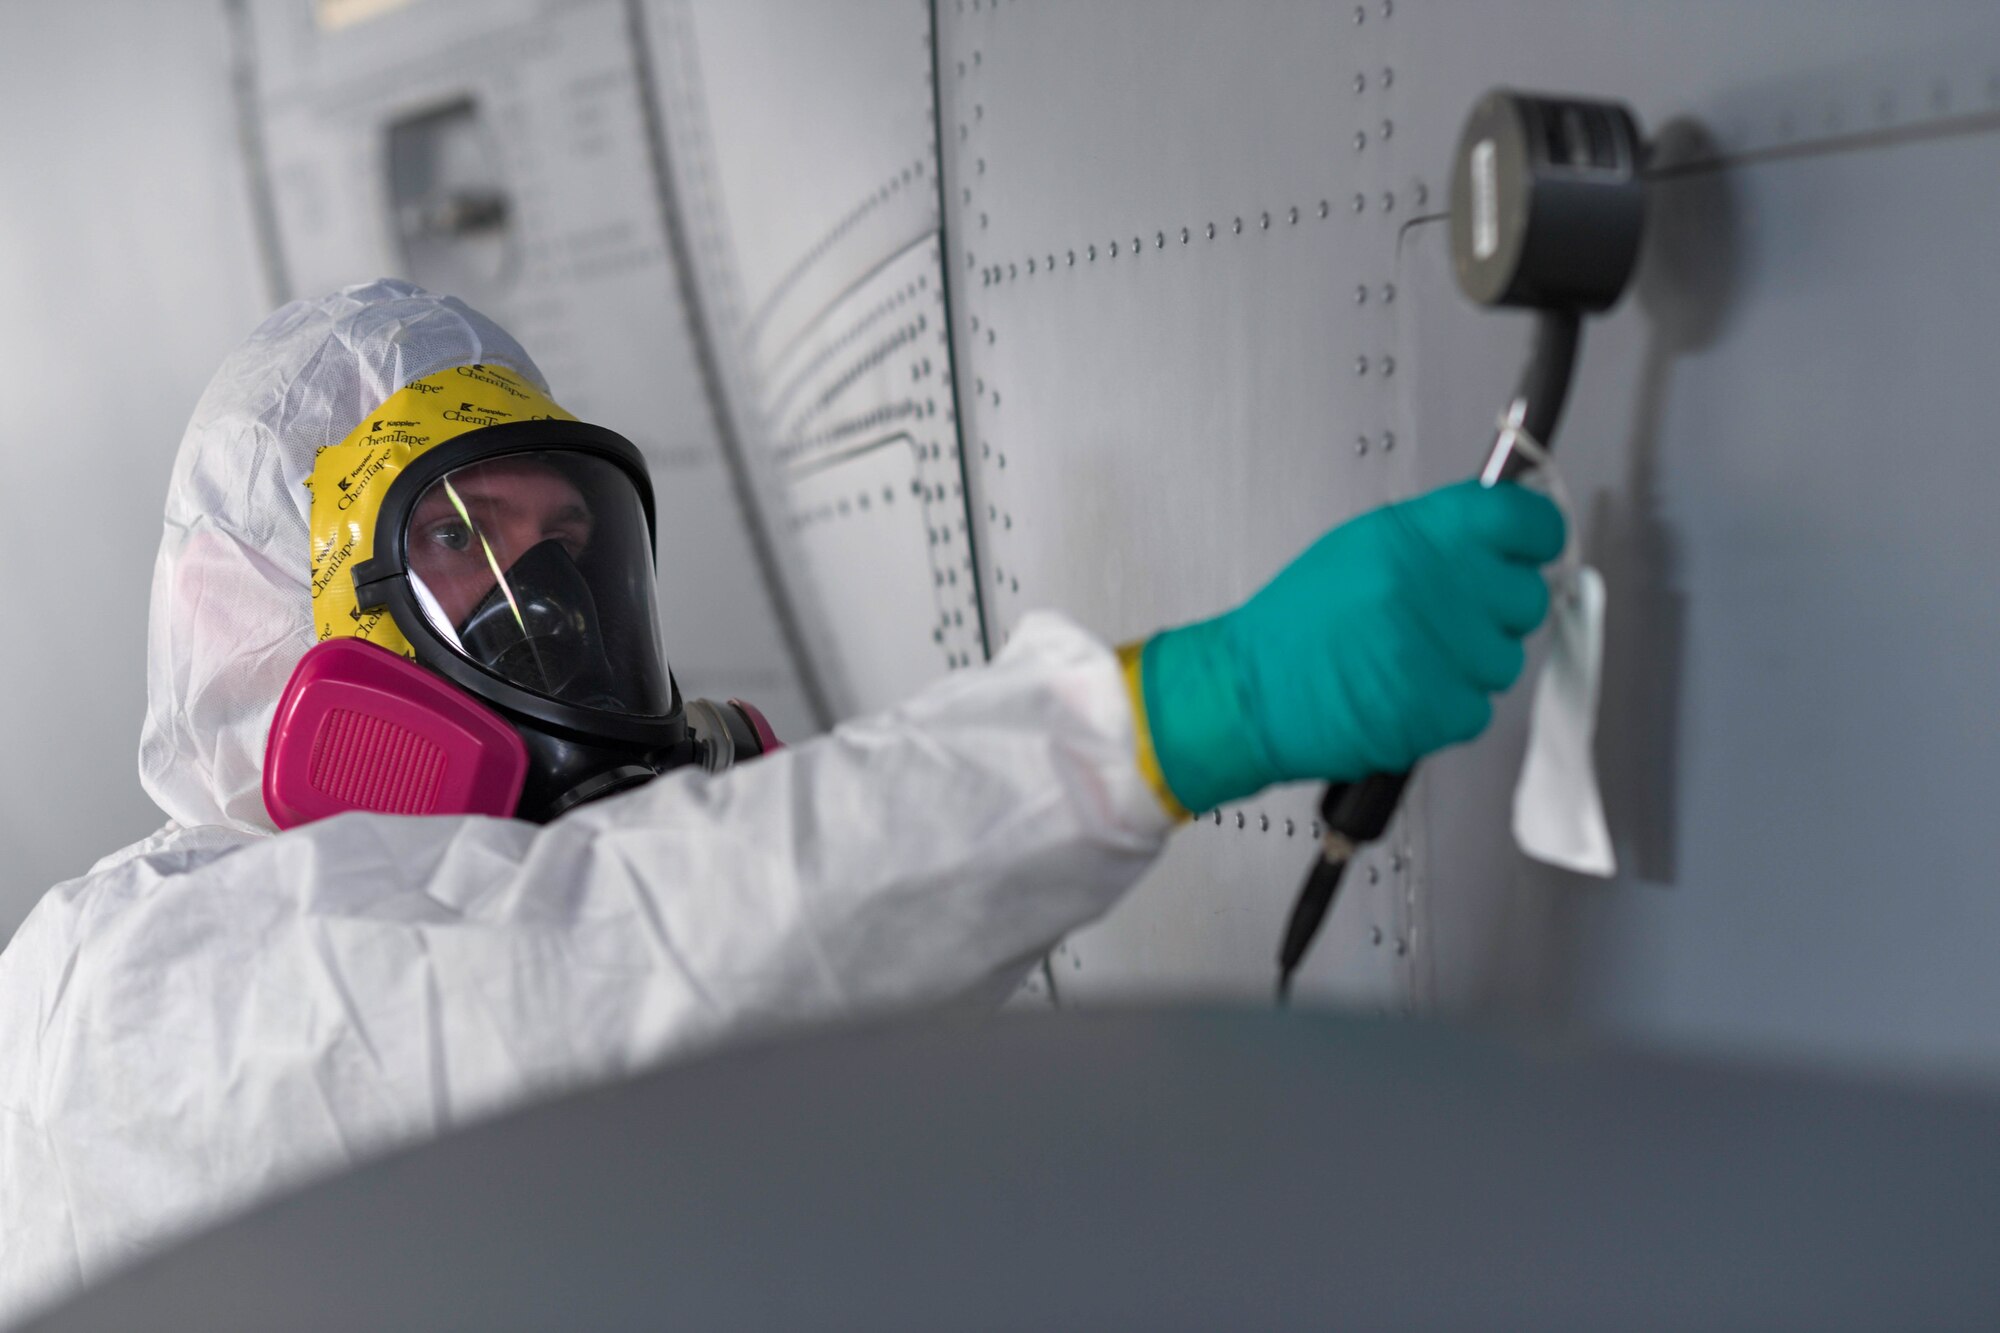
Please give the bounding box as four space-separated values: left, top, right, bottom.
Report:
781 258 979 668
788 483 904 531
760 219 971 661
1195 808 1407 952
783 319 929 438
965 305 1021 603
765 277 929 424
966 184 1427 288
945 32 1017 649
1202 810 1406 860
1336 12 1415 958
779 398 927 463
907 256 983 671
1754 73 2000 141
965 0 1394 23
1207 808 1411 946
745 158 930 344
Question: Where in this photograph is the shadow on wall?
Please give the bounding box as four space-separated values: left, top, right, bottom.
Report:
1590 119 1744 892
1536 119 1745 1021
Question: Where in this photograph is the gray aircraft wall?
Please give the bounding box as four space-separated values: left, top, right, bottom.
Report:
13 2 1998 1080
933 0 2000 1076
640 0 2000 1076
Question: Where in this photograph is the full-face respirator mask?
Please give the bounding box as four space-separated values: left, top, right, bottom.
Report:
262 365 778 830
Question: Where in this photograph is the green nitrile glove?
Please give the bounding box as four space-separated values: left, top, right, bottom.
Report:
1140 479 1566 814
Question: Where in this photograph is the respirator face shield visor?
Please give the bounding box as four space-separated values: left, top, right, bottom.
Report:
339 421 700 821
272 377 778 833
402 450 673 717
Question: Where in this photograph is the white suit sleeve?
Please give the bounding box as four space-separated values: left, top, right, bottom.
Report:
545 607 1176 1037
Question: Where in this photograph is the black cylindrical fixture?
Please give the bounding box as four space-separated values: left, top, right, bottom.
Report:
1450 90 1647 313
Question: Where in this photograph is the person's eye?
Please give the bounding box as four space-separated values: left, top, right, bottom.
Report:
424 520 473 553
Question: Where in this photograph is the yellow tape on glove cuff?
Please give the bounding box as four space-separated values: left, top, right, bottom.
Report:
306 363 576 655
1117 640 1194 824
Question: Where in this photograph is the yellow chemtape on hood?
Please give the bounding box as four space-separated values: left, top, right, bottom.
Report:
305 362 576 655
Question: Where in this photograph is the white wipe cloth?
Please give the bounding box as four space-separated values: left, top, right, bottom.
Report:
1503 433 1616 878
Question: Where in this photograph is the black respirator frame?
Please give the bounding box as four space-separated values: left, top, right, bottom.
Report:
349 420 691 759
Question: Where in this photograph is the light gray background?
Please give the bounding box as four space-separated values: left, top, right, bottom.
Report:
0 3 269 937
5 1 1998 1083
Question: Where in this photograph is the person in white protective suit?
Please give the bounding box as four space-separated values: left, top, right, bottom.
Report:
0 281 1564 1323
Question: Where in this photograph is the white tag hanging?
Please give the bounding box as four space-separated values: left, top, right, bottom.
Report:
1495 431 1617 878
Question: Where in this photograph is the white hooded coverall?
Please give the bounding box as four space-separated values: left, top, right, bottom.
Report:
0 282 1174 1324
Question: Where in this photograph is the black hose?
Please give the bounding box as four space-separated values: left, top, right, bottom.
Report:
1276 309 1582 1000
1510 310 1582 466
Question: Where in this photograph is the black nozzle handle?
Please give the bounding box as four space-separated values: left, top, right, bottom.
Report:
1276 856 1347 1002
1276 771 1414 1001
1320 771 1412 846
1483 310 1582 485
1514 309 1581 450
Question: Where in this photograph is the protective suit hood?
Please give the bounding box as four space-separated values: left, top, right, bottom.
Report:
139 279 548 832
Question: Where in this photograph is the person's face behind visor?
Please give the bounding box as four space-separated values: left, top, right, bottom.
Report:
408 457 594 628
400 448 676 718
